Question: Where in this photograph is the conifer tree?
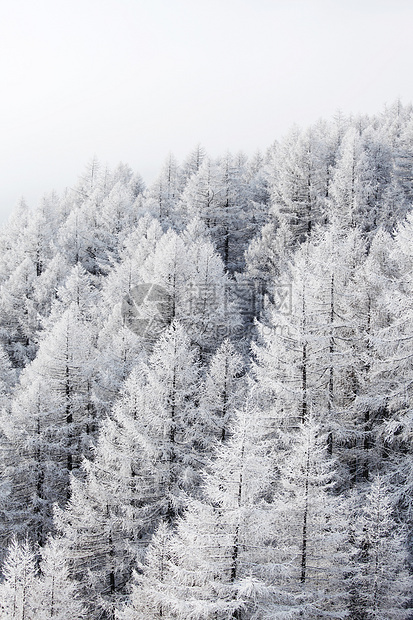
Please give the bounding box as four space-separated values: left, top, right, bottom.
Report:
178 153 258 273
145 153 182 227
269 419 348 618
0 343 17 409
115 521 173 620
34 536 86 619
0 536 38 620
136 227 241 357
180 144 207 191
0 257 40 367
198 339 245 444
100 214 164 317
365 213 413 519
347 476 411 619
93 304 145 419
269 124 331 246
0 304 97 545
0 198 30 284
33 253 73 326
125 401 300 620
53 322 202 617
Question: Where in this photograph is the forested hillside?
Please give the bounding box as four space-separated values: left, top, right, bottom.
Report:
1 101 413 618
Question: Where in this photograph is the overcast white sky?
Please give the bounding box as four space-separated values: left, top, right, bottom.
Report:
1 0 413 224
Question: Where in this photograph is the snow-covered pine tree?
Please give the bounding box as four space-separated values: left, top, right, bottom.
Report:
0 256 40 368
45 262 101 329
268 124 331 246
252 221 371 485
136 226 242 358
179 144 207 192
55 158 140 276
178 153 260 273
198 339 246 444
0 198 30 289
298 222 366 461
120 401 287 620
0 536 38 620
347 476 411 619
115 521 173 620
269 418 348 618
364 212 413 524
53 321 203 617
33 536 86 619
345 228 398 485
328 124 389 234
251 242 313 439
0 304 97 546
145 153 182 228
93 304 146 420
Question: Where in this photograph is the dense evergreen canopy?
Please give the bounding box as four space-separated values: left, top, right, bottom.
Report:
1 102 413 618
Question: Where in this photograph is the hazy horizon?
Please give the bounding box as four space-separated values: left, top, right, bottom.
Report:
2 0 413 224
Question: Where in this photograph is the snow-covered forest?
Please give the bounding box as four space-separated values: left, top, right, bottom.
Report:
1 101 413 619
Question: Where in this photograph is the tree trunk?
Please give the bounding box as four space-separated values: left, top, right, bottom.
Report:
65 341 73 477
301 295 308 424
300 449 310 584
327 274 335 455
230 440 244 619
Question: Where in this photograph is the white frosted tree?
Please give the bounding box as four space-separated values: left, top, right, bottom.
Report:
252 221 371 484
299 222 367 460
33 536 86 619
97 180 143 266
251 245 313 438
0 256 40 367
0 198 30 288
0 376 65 544
344 228 399 485
357 125 394 234
53 322 203 617
0 343 17 408
45 262 101 329
56 204 101 274
55 159 134 276
145 153 182 227
93 304 146 419
178 153 257 273
115 521 173 620
0 304 97 545
198 339 245 444
244 219 293 307
269 124 332 246
347 476 411 619
136 227 241 358
364 212 413 522
123 402 303 620
0 536 38 620
180 144 207 191
33 253 73 326
130 321 203 518
214 151 251 273
268 419 348 618
100 214 164 313
392 113 413 213
325 118 400 236
177 157 222 237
